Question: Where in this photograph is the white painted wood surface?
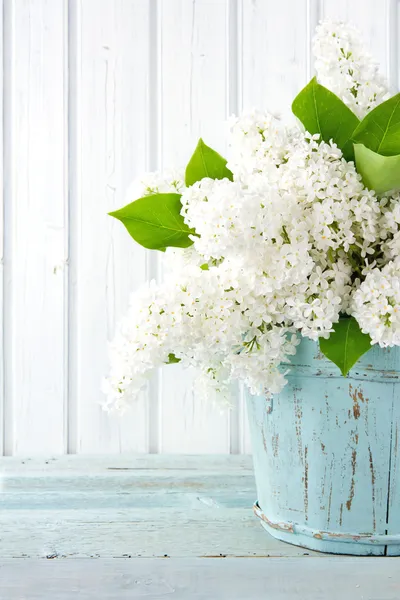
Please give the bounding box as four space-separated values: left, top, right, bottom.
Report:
70 0 149 454
0 454 315 558
1 0 399 454
0 456 399 599
0 0 4 457
4 0 68 455
1 558 399 600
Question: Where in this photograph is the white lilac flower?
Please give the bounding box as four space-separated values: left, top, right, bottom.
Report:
102 263 298 410
104 113 384 410
227 110 299 179
351 259 400 347
377 193 400 263
313 20 388 118
103 22 400 411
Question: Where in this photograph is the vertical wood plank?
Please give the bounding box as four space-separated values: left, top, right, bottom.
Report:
4 0 67 454
159 0 231 164
240 0 309 116
240 0 311 453
146 0 162 455
227 0 242 455
387 0 399 91
72 0 149 453
158 0 231 453
0 0 3 455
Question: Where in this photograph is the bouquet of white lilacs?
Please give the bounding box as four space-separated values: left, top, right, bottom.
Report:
103 21 400 412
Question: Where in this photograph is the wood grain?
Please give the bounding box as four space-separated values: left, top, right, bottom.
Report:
388 394 400 556
0 0 4 456
247 340 400 555
5 0 68 455
70 0 149 453
0 455 320 558
241 0 310 116
0 509 310 559
0 558 399 599
0 455 399 600
0 453 253 472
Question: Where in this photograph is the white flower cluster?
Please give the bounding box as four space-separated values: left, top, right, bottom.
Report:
351 259 400 347
313 20 388 118
227 110 300 179
104 118 399 410
102 259 301 410
103 21 400 411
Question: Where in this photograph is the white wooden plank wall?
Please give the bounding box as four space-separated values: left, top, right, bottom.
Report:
70 0 149 454
3 0 67 455
0 0 398 455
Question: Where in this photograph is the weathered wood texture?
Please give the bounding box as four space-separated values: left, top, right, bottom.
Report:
1 0 399 454
1 456 399 598
388 396 400 555
1 558 399 600
69 0 149 454
3 0 68 455
0 455 322 558
248 339 400 555
0 0 4 457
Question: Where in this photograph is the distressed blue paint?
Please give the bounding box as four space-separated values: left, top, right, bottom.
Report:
387 393 400 555
247 337 400 556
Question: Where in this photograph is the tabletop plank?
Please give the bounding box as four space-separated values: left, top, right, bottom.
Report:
1 454 399 599
0 508 316 558
0 454 254 473
0 454 320 558
0 558 399 600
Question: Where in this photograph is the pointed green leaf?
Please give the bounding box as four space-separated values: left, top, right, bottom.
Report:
292 77 360 161
354 143 400 194
319 317 372 376
109 193 195 251
185 138 233 186
352 93 400 156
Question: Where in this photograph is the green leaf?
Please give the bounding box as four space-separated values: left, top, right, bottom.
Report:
166 353 181 364
109 193 195 251
292 77 360 161
319 317 372 376
185 138 233 186
354 143 400 194
352 93 400 156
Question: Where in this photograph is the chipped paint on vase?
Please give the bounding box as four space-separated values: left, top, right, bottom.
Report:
247 337 400 555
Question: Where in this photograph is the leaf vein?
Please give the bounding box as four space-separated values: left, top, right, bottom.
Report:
376 96 400 154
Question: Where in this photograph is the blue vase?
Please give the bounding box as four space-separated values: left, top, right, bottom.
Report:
247 337 400 555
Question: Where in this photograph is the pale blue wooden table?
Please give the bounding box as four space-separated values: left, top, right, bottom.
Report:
0 455 399 599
